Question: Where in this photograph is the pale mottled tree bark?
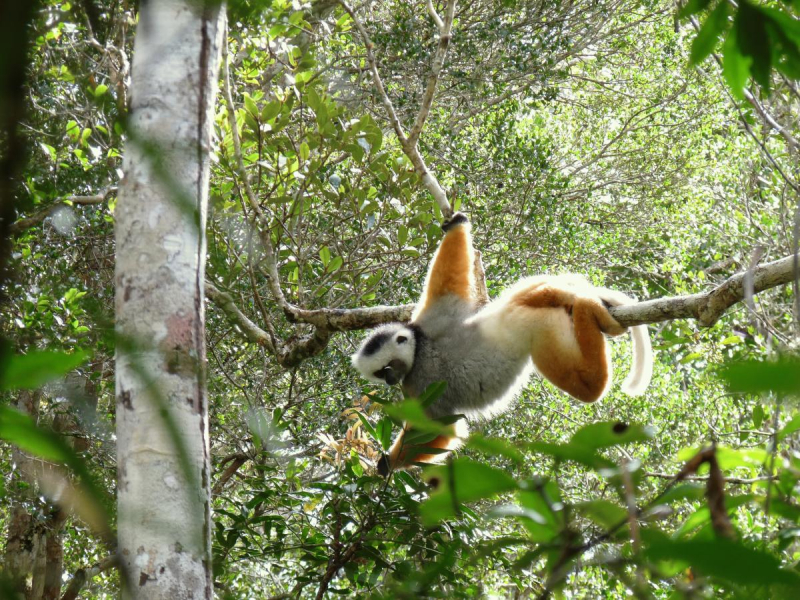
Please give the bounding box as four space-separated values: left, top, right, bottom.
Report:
115 1 225 598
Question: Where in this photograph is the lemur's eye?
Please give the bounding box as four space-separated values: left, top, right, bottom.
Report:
396 335 408 344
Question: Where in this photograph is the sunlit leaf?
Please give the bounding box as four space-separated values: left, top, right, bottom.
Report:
0 349 90 390
0 406 73 462
420 459 518 525
690 1 730 65
720 358 800 395
645 537 800 587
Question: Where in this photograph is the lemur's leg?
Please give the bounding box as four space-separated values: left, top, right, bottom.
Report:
510 285 619 403
377 423 465 476
412 213 475 319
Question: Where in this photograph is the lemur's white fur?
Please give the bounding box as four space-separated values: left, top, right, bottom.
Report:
352 213 654 474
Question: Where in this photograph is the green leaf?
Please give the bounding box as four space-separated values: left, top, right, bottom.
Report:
752 403 765 429
488 504 559 542
261 101 281 122
375 416 393 451
779 413 800 442
404 429 440 446
676 494 753 537
0 406 73 462
420 459 518 525
679 0 713 19
417 381 447 409
651 482 705 505
93 83 108 97
466 434 524 464
319 246 330 266
299 141 310 161
575 499 628 529
355 411 378 443
526 441 614 470
690 1 730 64
645 537 800 587
327 256 343 272
382 400 439 431
722 29 751 99
570 422 654 450
736 1 772 91
0 349 90 391
720 358 800 395
243 93 259 117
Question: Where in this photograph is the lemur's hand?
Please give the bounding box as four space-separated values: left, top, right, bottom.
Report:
442 212 469 232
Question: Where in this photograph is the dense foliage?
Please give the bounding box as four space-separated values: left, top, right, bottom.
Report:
1 0 800 597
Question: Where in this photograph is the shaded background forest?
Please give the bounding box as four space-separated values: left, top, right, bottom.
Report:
1 0 800 597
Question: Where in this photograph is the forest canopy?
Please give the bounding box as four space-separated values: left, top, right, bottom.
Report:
1 0 799 598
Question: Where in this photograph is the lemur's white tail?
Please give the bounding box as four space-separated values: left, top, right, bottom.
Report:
620 324 652 396
597 289 654 397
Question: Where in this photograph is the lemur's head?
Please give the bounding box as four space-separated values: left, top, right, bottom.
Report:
352 323 416 386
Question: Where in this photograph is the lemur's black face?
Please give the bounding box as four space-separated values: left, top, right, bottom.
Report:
373 358 409 385
352 325 416 386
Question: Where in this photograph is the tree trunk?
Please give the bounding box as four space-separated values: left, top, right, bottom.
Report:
114 1 224 598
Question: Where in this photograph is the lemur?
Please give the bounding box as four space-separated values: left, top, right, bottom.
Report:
352 213 653 475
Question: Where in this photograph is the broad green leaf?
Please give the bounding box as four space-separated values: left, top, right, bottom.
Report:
645 537 800 587
720 358 800 395
243 93 258 117
355 411 378 442
690 1 730 65
570 422 654 450
466 434 524 464
375 416 393 451
381 400 448 434
418 381 447 409
752 403 765 429
261 101 281 122
676 494 753 537
722 26 750 100
403 429 440 446
654 483 705 505
736 1 772 91
0 349 90 390
0 406 73 462
526 441 614 470
420 459 518 525
488 504 559 543
575 499 628 529
778 413 800 441
319 246 330 266
299 141 310 161
327 256 343 272
678 0 712 18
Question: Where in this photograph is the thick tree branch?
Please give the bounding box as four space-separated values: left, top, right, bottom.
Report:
207 280 413 334
9 187 117 236
338 0 455 217
609 255 795 328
